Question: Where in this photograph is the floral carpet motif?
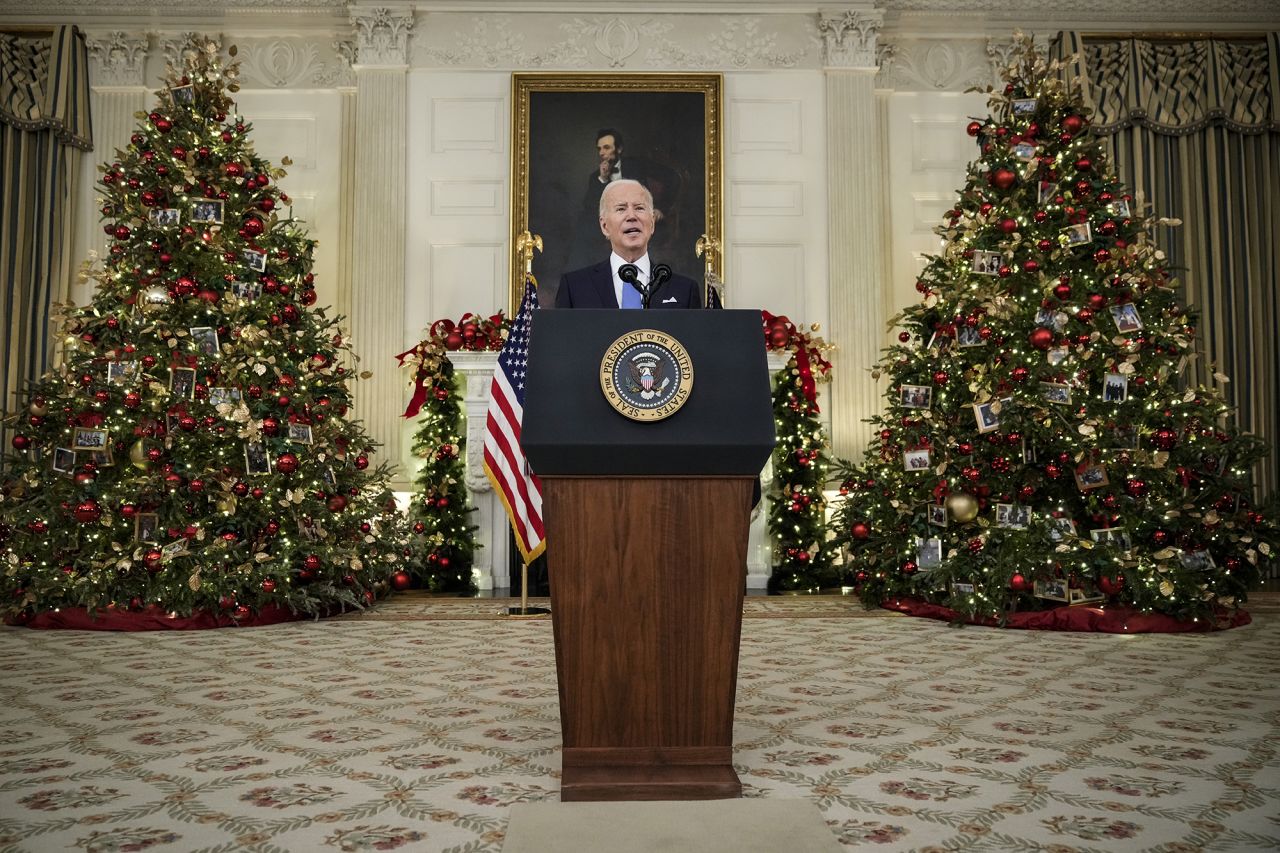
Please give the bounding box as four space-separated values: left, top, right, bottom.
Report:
1 599 1278 852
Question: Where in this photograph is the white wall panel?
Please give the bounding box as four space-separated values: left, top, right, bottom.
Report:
235 92 343 313
885 91 988 322
431 98 504 153
731 243 806 318
723 72 826 323
730 181 804 217
431 180 504 216
730 98 803 153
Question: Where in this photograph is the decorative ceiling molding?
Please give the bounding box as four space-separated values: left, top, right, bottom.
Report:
875 36 1004 91
218 37 352 87
84 30 150 87
413 13 816 70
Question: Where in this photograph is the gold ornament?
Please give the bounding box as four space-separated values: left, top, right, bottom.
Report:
129 439 150 470
945 492 979 523
29 399 48 417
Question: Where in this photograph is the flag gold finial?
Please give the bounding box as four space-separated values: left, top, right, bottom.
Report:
695 234 721 279
517 231 543 275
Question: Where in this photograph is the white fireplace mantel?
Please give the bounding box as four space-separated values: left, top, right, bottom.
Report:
448 350 788 590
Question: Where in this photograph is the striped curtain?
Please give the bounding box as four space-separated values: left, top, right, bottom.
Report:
1053 32 1280 499
0 26 92 463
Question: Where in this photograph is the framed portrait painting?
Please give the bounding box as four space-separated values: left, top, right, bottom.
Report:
511 73 723 310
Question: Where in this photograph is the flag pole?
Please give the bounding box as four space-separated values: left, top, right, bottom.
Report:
506 230 550 618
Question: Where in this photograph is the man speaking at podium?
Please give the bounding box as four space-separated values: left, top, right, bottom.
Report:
555 179 701 310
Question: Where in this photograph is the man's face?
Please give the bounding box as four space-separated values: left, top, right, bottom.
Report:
599 182 655 262
597 134 620 166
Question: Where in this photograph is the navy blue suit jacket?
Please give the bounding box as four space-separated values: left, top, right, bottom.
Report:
555 261 701 309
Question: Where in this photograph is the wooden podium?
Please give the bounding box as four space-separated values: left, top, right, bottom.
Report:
523 310 775 802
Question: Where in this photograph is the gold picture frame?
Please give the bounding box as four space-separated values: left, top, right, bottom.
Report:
510 72 723 311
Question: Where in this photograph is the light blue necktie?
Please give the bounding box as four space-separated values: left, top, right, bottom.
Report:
620 274 644 309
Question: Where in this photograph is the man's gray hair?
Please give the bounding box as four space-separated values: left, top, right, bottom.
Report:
598 178 654 218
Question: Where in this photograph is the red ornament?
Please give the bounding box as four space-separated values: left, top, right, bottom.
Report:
1010 573 1030 592
1062 114 1085 134
1010 366 1029 382
999 217 1018 234
241 217 264 237
354 455 369 470
1053 283 1072 300
304 554 322 571
301 289 318 306
326 495 348 513
120 503 138 519
932 371 949 385
1098 575 1124 596
390 571 413 591
261 579 277 593
262 416 280 435
966 120 982 137
991 168 1017 190
1153 428 1178 451
11 434 30 450
1028 327 1055 350
851 522 870 540
144 550 164 571
74 500 103 524
275 452 299 474
1125 478 1148 498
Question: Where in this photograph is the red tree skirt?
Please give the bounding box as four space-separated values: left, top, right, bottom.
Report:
13 604 311 631
883 597 1251 633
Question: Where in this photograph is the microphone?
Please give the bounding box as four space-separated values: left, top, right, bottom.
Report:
618 263 652 308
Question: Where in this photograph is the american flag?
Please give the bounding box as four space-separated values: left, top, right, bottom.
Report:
482 274 545 563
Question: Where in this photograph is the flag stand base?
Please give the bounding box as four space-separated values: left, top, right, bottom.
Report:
507 562 550 618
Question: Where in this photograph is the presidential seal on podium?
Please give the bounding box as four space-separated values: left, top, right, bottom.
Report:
599 329 694 422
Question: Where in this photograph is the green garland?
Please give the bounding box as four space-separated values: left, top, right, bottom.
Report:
397 313 509 592
762 312 841 591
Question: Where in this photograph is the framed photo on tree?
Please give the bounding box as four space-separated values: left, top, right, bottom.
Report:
510 73 723 311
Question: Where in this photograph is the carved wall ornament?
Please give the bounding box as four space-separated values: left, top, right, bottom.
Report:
85 31 150 88
417 16 589 69
876 38 997 91
818 8 884 70
643 17 809 69
351 6 414 67
237 40 324 88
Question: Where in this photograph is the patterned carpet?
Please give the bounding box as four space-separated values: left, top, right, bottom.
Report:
1 597 1278 852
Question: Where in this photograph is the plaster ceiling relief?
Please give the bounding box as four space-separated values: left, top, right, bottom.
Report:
235 38 352 87
415 15 591 68
877 38 1000 91
414 13 814 70
642 16 813 69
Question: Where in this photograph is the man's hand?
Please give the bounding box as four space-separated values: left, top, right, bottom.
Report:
597 156 616 183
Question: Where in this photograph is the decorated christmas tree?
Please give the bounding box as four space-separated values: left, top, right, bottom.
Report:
397 313 509 593
830 34 1277 625
762 312 839 592
0 38 412 625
